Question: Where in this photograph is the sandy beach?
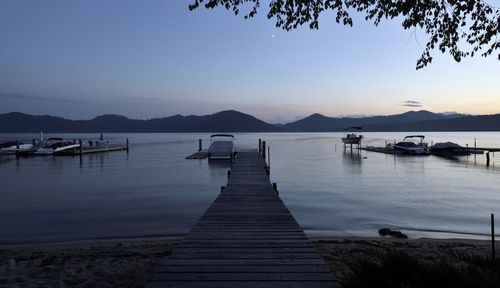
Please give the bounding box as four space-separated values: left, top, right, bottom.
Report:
1 236 498 287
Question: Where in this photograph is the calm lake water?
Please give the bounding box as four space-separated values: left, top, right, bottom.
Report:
1 132 500 245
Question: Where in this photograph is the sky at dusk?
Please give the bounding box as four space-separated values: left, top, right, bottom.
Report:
0 0 499 123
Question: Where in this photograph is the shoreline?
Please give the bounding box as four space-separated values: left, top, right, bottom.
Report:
1 235 498 287
1 230 495 250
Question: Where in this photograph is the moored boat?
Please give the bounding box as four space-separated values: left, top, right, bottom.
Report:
0 141 34 152
341 127 363 146
208 134 234 160
430 142 470 157
393 135 430 155
34 138 80 155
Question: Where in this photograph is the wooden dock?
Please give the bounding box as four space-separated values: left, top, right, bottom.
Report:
55 145 128 156
147 149 340 288
186 149 209 159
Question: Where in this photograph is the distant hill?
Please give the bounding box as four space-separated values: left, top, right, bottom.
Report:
283 110 465 132
0 110 499 133
363 114 500 131
0 110 281 133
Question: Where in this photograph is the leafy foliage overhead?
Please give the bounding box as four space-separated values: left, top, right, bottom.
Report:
189 0 500 69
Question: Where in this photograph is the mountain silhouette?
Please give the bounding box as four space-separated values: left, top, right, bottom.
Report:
0 110 281 133
0 110 498 133
283 110 464 132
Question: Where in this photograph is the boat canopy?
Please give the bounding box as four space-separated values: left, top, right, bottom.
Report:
343 127 362 131
210 134 234 139
403 135 425 141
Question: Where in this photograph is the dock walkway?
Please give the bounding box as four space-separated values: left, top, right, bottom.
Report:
147 150 340 288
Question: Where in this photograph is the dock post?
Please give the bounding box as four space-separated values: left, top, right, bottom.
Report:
486 152 491 167
16 140 20 150
259 139 262 154
100 133 103 141
126 138 129 150
198 139 202 151
227 170 231 179
220 186 225 192
268 146 270 169
79 139 83 155
262 141 266 159
492 214 495 260
273 182 278 195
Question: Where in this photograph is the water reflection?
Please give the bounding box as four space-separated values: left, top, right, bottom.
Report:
208 159 231 178
2 132 500 244
343 149 362 165
342 149 362 174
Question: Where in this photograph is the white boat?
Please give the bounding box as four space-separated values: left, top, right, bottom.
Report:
0 142 34 151
393 135 430 155
208 134 234 160
34 138 80 155
342 127 363 145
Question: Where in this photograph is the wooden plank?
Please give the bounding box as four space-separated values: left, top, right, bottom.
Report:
157 265 332 273
168 253 322 259
147 281 340 288
161 259 329 266
152 272 336 281
178 243 315 248
171 248 317 254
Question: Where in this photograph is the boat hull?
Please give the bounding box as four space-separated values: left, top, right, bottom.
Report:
342 137 362 144
393 146 430 155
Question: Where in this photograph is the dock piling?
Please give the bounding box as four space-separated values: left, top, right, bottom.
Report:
486 152 491 167
16 140 20 150
198 139 202 151
227 170 231 179
79 139 83 155
258 139 262 153
126 138 129 150
268 145 270 169
273 182 278 195
262 141 266 159
492 214 496 260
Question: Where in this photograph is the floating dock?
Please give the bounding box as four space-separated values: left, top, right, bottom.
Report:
186 149 209 159
7 137 129 157
55 145 128 156
148 148 340 288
